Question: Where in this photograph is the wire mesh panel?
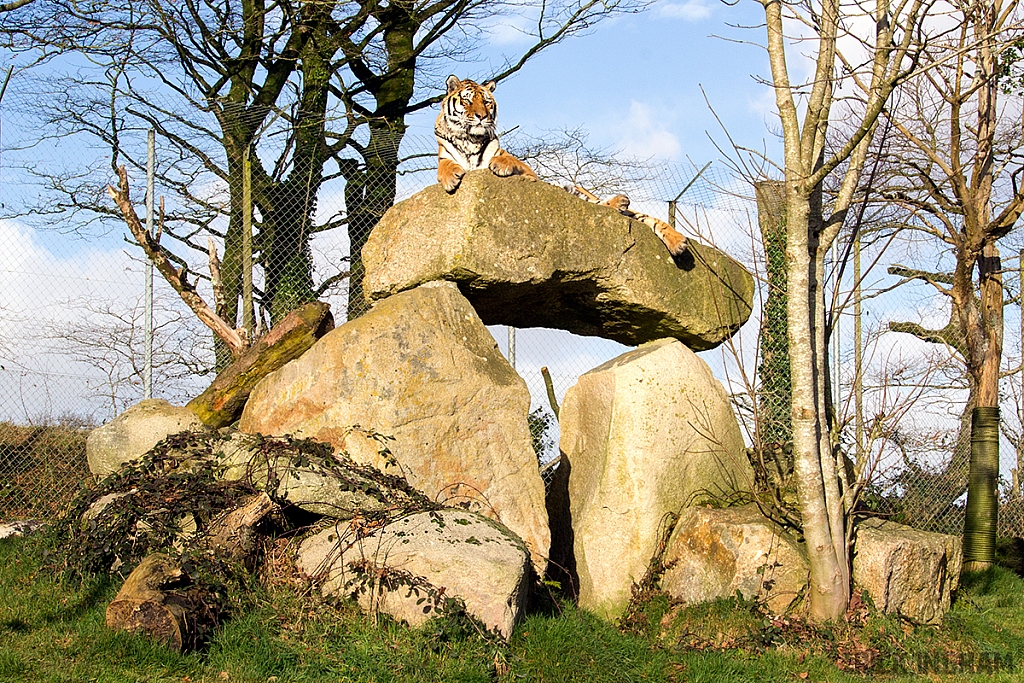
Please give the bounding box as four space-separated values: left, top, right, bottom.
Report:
1 94 1023 542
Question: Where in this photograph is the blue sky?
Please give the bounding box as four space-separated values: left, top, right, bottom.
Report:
402 0 777 168
0 0 785 424
2 0 1020 497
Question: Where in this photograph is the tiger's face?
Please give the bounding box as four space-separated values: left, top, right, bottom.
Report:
443 76 498 138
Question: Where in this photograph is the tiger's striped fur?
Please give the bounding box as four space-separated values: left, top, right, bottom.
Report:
434 76 686 258
435 75 537 193
567 186 688 257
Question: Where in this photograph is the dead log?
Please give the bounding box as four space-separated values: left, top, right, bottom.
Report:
106 166 247 357
105 553 195 651
106 493 276 650
201 491 277 565
187 302 334 428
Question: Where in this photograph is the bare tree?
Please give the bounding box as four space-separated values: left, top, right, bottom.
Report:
878 0 1024 570
0 0 647 361
749 0 928 620
44 293 213 417
508 128 658 197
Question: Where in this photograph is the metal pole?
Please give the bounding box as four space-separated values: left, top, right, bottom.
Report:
242 145 255 338
832 243 841 411
507 326 516 369
1017 249 1024 500
667 161 712 227
144 129 155 399
854 230 864 468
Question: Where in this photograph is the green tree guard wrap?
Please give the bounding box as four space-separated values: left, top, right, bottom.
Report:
963 406 1000 569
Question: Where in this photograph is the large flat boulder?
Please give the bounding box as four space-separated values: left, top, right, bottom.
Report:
660 504 808 614
852 518 961 624
239 282 550 572
87 399 207 477
556 338 754 619
362 171 753 350
296 510 531 637
212 431 422 518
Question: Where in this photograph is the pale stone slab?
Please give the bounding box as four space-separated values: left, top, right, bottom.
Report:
557 338 754 619
296 509 531 637
213 431 420 518
661 504 808 614
86 399 207 477
852 518 962 624
362 170 753 349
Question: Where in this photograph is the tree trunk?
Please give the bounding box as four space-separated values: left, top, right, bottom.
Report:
214 137 252 371
262 25 334 324
106 493 276 650
105 553 202 651
755 180 792 447
345 18 416 320
963 242 1004 570
345 122 406 320
786 185 850 621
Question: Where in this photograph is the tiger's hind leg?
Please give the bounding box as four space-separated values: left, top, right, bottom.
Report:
568 185 688 257
488 149 538 180
633 212 688 257
438 158 466 193
569 185 630 212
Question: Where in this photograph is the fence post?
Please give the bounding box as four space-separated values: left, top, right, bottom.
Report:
667 161 711 229
508 326 516 369
854 228 863 467
242 145 255 338
144 129 155 399
832 241 841 412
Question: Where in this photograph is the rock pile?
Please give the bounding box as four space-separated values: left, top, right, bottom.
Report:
239 281 550 573
84 170 961 641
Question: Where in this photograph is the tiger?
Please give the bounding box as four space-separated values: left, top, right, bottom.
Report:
435 75 537 193
435 75 688 258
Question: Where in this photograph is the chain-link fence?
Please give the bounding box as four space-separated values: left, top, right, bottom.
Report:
2 97 1024 540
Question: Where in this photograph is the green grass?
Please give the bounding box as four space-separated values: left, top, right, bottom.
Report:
3 534 1024 683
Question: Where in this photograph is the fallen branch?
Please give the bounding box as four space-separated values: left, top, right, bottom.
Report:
208 236 228 325
107 166 247 358
201 492 277 564
187 302 334 427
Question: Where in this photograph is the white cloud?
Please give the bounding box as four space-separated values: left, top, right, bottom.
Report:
0 220 210 422
616 101 682 161
482 15 536 47
0 221 138 331
657 0 714 21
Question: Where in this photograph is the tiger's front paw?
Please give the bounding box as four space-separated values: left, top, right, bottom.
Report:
489 154 537 181
664 232 688 257
438 159 466 193
487 157 516 178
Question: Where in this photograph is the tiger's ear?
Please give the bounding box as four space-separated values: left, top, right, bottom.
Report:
446 75 462 94
483 80 496 92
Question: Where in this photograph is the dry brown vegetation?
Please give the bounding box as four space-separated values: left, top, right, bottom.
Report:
0 422 91 519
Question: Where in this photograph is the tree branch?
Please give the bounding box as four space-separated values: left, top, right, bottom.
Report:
106 165 247 357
